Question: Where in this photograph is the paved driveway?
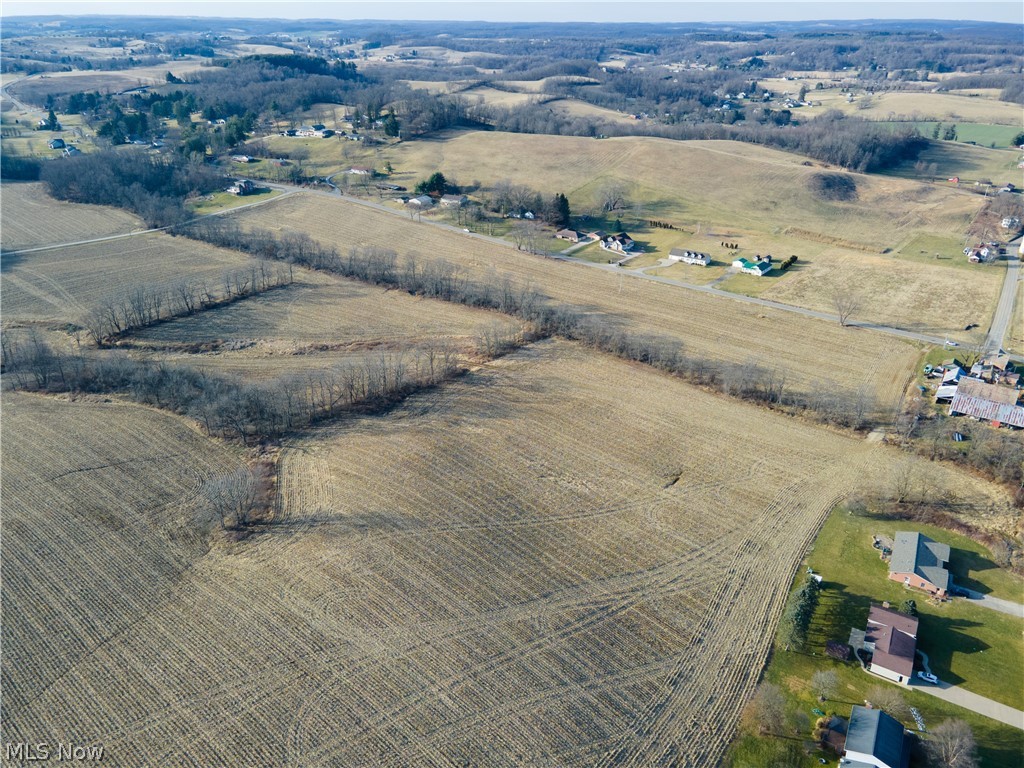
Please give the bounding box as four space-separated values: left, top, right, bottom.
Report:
958 588 1024 619
916 681 1024 730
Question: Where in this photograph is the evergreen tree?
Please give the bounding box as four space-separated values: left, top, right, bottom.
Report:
46 108 59 131
551 192 571 227
383 112 400 137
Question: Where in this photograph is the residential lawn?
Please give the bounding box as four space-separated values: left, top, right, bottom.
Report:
646 262 729 285
724 505 1024 768
806 508 1024 709
892 233 982 269
570 241 621 264
717 268 794 297
187 187 283 215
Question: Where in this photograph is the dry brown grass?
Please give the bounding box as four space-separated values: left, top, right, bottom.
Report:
3 343 1009 765
128 269 517 351
233 192 922 412
373 131 982 251
1 182 144 251
1 232 250 324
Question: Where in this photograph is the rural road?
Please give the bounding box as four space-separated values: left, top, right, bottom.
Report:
1 188 296 256
983 240 1022 354
261 182 984 353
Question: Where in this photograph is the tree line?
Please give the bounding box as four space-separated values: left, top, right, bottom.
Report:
40 149 226 227
2 331 474 446
80 261 294 345
177 219 880 430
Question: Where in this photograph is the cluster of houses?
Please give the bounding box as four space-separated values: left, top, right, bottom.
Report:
282 124 335 138
826 531 955 767
963 241 1006 263
931 355 1023 428
556 229 637 254
405 193 468 209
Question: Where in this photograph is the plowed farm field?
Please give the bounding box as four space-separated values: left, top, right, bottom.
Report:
3 342 1010 766
233 192 921 415
0 232 250 324
1 183 144 252
0 392 244 732
130 269 517 350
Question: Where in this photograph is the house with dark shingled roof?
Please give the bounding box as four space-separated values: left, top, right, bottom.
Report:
887 532 951 597
842 705 910 768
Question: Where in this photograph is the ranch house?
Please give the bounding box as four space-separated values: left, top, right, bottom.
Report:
346 166 374 176
668 248 710 266
48 138 66 149
887 532 950 597
842 705 911 768
556 229 584 242
862 605 918 686
731 257 772 276
440 194 468 207
407 195 435 208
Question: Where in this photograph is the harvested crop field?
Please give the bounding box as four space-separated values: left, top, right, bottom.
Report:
129 269 517 349
0 392 244 725
1 232 250 324
232 192 921 414
1 183 144 252
3 342 1010 765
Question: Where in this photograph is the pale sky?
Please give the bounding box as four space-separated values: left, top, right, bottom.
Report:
3 1 1022 24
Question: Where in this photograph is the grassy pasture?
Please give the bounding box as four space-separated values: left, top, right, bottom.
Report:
801 89 1024 125
1 232 250 324
1 182 144 251
232 192 922 413
370 131 981 252
186 187 285 215
884 140 1020 184
7 61 207 105
461 85 537 108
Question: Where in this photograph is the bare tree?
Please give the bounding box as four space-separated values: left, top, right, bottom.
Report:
866 685 908 720
597 181 629 213
741 683 787 735
925 720 979 768
832 289 864 327
810 669 838 702
890 458 919 504
204 468 257 529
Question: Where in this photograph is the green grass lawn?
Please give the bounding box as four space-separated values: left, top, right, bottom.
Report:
187 187 283 215
717 266 794 297
724 504 1024 768
891 233 979 270
806 508 1023 709
891 122 1024 150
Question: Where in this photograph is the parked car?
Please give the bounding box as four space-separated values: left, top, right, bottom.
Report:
917 671 938 684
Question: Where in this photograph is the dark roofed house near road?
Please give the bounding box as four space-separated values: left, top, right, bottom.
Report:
863 605 918 686
888 531 950 597
842 705 910 768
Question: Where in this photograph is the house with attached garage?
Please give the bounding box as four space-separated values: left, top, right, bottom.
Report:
862 604 918 686
841 705 911 768
888 531 950 597
731 256 772 276
600 232 635 253
668 248 710 266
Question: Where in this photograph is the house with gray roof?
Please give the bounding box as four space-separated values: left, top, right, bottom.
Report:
887 532 951 597
842 705 910 768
